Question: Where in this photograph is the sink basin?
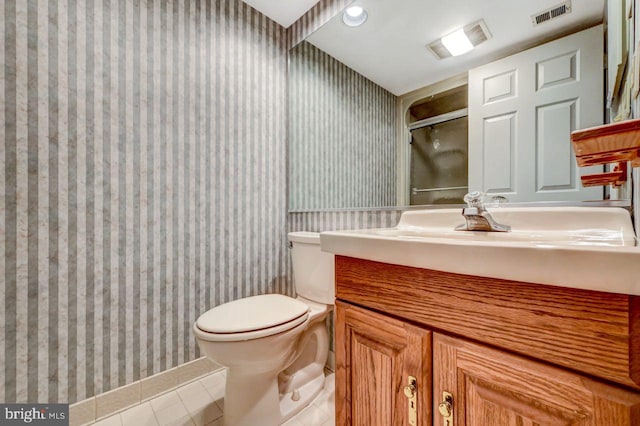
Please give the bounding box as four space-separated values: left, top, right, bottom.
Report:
374 227 628 245
320 207 640 295
370 207 636 246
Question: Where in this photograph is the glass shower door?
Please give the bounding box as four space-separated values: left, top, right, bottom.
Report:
410 115 468 205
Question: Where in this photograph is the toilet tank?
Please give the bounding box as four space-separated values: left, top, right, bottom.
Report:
288 232 335 304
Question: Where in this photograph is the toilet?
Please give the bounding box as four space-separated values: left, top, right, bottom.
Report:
193 232 334 426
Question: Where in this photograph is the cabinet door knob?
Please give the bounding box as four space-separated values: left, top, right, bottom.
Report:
438 392 454 425
403 383 416 398
404 376 418 426
438 399 452 417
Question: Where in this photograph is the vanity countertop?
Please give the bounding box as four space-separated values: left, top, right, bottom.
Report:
321 207 640 296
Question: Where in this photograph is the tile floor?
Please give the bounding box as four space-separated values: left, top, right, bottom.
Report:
91 370 335 426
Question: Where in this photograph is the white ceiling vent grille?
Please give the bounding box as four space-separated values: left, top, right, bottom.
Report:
532 1 571 26
427 19 492 60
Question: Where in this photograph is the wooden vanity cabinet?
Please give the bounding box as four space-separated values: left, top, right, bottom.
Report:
334 256 640 425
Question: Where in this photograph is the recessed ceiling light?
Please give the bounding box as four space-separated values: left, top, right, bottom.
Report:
441 28 474 56
343 6 368 27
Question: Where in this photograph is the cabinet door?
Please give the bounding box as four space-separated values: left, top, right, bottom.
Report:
433 333 640 425
336 301 432 426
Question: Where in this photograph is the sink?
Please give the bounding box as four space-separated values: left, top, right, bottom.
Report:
320 207 640 295
374 227 628 246
369 207 636 246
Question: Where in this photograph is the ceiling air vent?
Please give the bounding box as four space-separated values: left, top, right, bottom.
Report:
532 1 571 26
427 19 492 60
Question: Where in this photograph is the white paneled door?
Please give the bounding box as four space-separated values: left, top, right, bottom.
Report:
469 25 603 202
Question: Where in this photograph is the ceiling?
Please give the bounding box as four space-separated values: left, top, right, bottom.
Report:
306 0 605 95
241 0 322 28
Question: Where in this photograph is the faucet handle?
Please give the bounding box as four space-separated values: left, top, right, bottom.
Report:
463 191 485 208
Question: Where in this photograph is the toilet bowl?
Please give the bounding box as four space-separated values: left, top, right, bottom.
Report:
193 232 334 426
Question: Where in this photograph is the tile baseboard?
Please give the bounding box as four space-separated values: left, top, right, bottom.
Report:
70 357 222 426
72 350 335 425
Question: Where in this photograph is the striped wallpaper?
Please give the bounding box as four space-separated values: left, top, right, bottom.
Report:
2 0 290 404
289 41 397 211
287 0 353 48
288 209 403 233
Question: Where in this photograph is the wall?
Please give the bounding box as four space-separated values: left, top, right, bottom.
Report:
1 0 288 404
289 41 397 210
609 0 638 232
288 209 402 233
629 0 640 234
287 0 352 48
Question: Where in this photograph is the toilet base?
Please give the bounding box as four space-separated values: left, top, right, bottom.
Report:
221 368 326 426
222 370 281 426
197 300 332 426
279 372 326 424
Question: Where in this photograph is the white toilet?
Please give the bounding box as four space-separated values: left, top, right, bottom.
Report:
193 232 335 426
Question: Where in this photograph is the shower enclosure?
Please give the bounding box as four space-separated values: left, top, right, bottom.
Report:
409 110 468 205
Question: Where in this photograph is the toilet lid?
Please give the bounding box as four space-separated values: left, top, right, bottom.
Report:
196 294 309 334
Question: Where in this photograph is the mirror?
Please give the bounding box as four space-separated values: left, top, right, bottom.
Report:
288 40 397 211
288 0 609 211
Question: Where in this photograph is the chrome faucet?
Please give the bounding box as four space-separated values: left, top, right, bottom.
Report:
455 191 510 232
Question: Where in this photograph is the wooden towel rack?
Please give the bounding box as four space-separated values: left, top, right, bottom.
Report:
571 118 640 187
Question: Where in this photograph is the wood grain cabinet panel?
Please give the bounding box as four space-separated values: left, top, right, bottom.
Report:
336 256 640 390
433 333 640 425
336 301 432 426
334 257 640 426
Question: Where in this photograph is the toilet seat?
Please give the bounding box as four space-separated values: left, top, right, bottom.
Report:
195 294 310 342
